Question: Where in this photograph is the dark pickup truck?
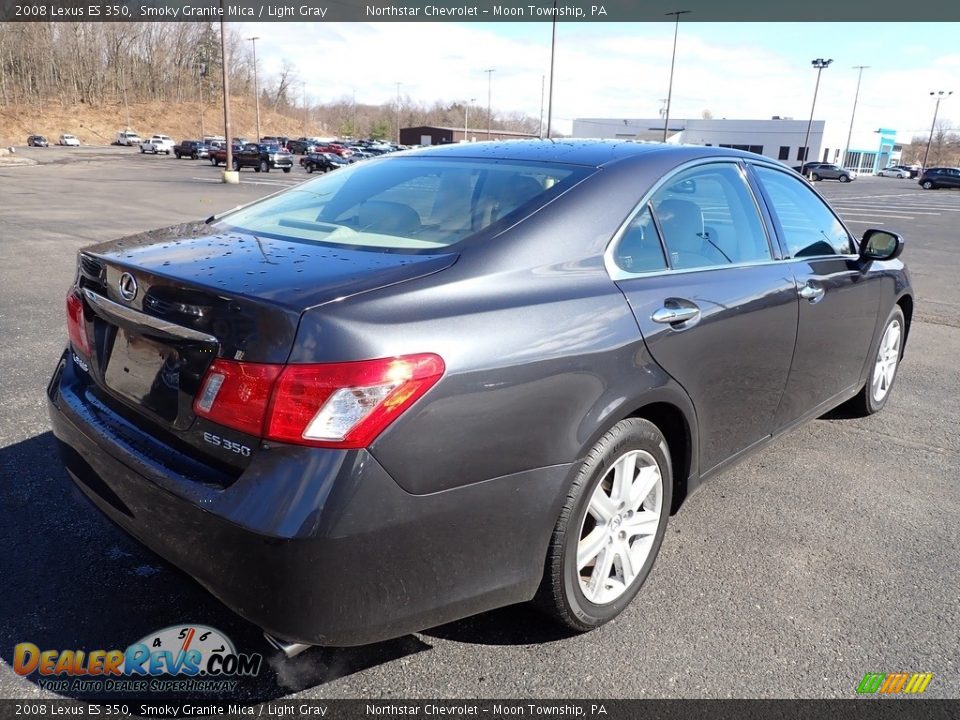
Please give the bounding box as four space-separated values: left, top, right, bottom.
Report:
232 143 294 173
300 152 348 173
173 140 209 159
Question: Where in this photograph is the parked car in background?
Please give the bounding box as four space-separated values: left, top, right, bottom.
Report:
260 136 290 150
209 143 242 167
877 167 909 178
203 135 227 148
173 140 209 159
58 134 80 147
798 162 856 182
140 135 174 155
891 164 921 178
316 143 353 158
918 167 960 190
287 137 321 154
115 130 142 146
232 143 293 173
49 142 912 650
300 151 347 173
27 135 49 147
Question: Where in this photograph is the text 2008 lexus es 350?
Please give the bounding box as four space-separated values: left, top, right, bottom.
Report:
48 141 912 650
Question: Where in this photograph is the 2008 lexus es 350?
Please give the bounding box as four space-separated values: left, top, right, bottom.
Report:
48 141 912 652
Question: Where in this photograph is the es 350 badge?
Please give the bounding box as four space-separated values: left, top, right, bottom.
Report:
13 624 263 679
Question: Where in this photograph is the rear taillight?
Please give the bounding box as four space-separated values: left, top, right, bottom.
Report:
193 354 444 449
66 291 92 356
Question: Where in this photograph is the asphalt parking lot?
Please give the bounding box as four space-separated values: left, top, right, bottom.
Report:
1 146 958 700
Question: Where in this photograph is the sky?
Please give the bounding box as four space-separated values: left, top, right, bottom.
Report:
237 21 959 142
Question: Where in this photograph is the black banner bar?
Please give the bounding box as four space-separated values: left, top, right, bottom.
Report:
0 700 959 720
2 0 960 22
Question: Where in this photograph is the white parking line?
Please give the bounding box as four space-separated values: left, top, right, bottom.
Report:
838 211 914 219
843 219 883 225
833 207 941 216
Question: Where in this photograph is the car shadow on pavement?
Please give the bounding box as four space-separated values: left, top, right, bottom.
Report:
423 604 578 646
0 432 430 702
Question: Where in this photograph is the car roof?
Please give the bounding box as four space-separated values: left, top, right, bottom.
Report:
403 139 764 168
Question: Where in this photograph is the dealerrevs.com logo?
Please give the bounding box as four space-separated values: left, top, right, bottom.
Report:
856 672 934 695
13 624 263 694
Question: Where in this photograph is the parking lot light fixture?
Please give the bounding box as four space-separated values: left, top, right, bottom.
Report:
395 82 402 144
802 58 833 166
662 10 691 143
922 91 953 169
221 16 237 184
248 37 261 143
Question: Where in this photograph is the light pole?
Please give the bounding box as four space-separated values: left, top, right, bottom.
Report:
247 36 261 142
485 69 495 139
802 58 832 165
842 65 869 170
922 90 953 169
302 82 308 135
546 1 557 139
220 12 235 182
539 75 545 139
662 10 690 143
196 60 207 138
395 82 401 144
464 97 475 141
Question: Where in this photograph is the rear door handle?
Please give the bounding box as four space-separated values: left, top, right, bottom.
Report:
651 304 700 324
799 284 825 302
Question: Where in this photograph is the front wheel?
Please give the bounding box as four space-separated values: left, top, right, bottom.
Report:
175 152 181 159
210 157 218 166
847 306 905 416
535 418 672 632
140 148 145 154
306 163 314 173
921 181 935 189
282 167 291 174
839 175 850 183
811 173 821 181
259 159 269 173
232 159 240 171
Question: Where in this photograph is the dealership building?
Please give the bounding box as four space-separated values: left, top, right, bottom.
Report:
571 117 900 174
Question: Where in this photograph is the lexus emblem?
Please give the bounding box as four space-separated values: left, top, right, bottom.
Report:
118 272 138 302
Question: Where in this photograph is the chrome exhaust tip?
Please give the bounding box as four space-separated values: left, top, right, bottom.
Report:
263 632 312 659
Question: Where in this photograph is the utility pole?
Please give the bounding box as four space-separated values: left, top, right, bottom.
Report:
395 82 401 144
802 58 833 165
662 10 690 142
248 36 261 142
842 65 869 170
220 13 235 181
197 61 206 138
485 69 495 139
923 91 953 169
546 1 557 139
302 81 307 135
464 97 475 141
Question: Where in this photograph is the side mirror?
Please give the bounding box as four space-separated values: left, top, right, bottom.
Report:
860 229 904 262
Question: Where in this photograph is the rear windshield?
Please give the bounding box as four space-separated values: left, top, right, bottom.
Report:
217 156 590 251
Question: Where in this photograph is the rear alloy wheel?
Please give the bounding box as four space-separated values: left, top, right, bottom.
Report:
191 152 198 160
306 164 314 173
536 418 672 631
210 157 218 166
848 306 905 416
921 180 935 189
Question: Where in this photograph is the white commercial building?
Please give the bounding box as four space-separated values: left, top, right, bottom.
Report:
572 117 902 174
572 117 826 166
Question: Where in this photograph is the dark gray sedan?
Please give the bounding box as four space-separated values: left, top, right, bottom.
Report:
47 141 911 651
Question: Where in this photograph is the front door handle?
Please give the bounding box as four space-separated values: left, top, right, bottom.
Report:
651 304 700 324
799 284 825 302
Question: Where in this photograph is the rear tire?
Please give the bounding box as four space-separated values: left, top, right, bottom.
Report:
811 173 821 181
175 152 181 159
847 306 905 416
210 157 218 166
232 158 240 171
535 418 672 632
140 148 145 154
307 164 314 173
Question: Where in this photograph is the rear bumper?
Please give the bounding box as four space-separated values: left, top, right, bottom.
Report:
47 350 570 646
